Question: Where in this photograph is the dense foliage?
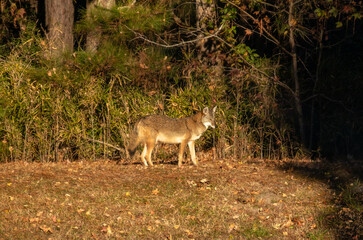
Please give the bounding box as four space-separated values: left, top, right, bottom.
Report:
0 0 362 162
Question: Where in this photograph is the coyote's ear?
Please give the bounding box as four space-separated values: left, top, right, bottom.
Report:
203 107 209 115
213 106 217 113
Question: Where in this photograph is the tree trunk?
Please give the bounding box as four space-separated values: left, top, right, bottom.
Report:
195 0 218 63
309 28 324 151
196 0 223 90
86 0 115 53
45 0 74 57
288 0 305 145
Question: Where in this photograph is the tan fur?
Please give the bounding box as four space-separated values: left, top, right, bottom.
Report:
127 106 217 167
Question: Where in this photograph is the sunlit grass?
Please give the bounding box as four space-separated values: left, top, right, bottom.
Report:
0 160 340 239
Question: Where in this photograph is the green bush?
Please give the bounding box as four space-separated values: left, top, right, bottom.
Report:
0 1 300 163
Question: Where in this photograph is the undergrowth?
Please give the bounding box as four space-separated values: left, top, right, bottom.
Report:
0 1 301 163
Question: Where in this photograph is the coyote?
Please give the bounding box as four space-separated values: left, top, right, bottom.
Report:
127 106 217 167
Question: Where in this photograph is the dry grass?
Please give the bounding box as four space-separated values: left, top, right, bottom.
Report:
0 159 338 239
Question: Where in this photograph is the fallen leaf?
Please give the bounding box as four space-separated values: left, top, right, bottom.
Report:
187 180 197 187
292 217 304 226
30 217 40 223
39 225 53 233
200 178 209 184
282 219 294 228
107 225 112 235
77 209 85 214
184 229 193 236
272 223 281 229
91 232 98 239
228 223 237 233
139 63 149 69
152 189 160 195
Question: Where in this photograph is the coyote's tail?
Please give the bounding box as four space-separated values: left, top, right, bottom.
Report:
127 122 141 159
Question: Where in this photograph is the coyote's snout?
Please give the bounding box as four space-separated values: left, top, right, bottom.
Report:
127 106 217 167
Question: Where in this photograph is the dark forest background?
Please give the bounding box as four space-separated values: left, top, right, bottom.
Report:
0 0 362 163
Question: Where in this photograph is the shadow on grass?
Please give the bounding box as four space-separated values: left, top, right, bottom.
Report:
272 159 362 240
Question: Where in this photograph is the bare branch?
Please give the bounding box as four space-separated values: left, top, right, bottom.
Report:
320 94 355 113
118 0 136 10
124 23 225 48
226 0 312 78
83 136 123 152
214 35 296 97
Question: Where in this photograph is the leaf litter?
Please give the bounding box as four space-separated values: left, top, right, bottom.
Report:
0 159 358 239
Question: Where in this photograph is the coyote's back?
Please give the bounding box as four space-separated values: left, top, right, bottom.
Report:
127 106 217 167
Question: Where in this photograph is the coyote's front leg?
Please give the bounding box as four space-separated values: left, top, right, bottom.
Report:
188 141 197 166
178 140 188 167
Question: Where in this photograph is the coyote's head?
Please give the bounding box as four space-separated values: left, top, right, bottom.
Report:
202 106 217 129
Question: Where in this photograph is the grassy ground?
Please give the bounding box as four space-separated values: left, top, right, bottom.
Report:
0 157 358 239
